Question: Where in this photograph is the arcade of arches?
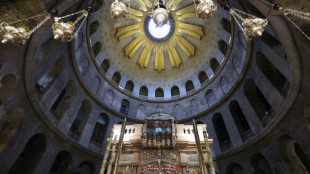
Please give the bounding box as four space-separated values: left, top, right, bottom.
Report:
0 0 310 173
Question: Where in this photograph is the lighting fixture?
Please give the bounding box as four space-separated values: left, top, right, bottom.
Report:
196 0 218 20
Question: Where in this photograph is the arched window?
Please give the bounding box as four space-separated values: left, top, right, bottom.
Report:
68 100 92 140
101 59 110 73
226 163 244 174
256 52 290 97
125 81 134 92
210 58 220 73
155 88 164 98
112 72 121 85
50 81 77 120
205 89 216 107
120 99 129 115
212 113 231 151
78 161 95 174
49 151 72 174
198 71 208 84
229 101 252 141
35 56 66 98
92 41 102 57
278 135 310 173
0 74 16 105
90 113 109 146
221 18 231 34
139 86 148 96
9 134 47 174
244 79 272 125
250 153 273 174
171 86 180 97
173 104 182 118
219 40 229 55
185 80 194 92
89 20 99 36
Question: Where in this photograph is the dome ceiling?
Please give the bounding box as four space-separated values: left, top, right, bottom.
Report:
89 0 232 93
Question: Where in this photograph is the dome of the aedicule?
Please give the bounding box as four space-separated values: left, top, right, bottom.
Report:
0 0 310 173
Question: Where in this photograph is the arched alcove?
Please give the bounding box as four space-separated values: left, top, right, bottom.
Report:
219 40 229 56
101 59 110 73
171 86 180 97
68 100 92 140
190 99 199 115
125 80 134 92
244 79 272 125
173 104 182 118
90 113 109 146
0 74 16 105
49 151 72 174
155 88 164 98
89 20 99 36
226 163 244 174
120 99 129 115
137 104 146 119
112 72 121 85
229 101 253 141
213 113 232 151
185 80 194 92
210 58 220 73
260 30 287 60
9 134 47 174
78 161 95 174
35 56 66 99
205 89 216 107
104 89 114 106
198 71 208 85
256 52 290 97
92 41 102 57
139 86 148 96
221 18 231 34
250 153 273 174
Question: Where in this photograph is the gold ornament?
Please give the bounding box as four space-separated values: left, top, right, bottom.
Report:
196 0 217 20
242 17 268 40
111 1 129 20
0 23 29 45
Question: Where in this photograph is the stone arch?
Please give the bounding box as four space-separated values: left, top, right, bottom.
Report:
190 99 199 115
35 56 66 98
226 163 244 174
137 104 146 119
112 72 121 85
244 79 272 125
50 81 77 120
0 107 24 152
250 153 273 174
213 113 231 151
139 86 148 96
125 80 134 92
68 100 92 141
210 58 220 73
155 88 164 98
92 41 102 57
101 59 110 73
0 74 16 105
278 135 310 173
120 99 129 115
205 89 216 107
185 80 194 92
238 30 247 49
171 86 180 97
232 55 240 75
104 89 114 106
173 104 182 118
75 32 84 51
77 56 89 76
94 76 101 94
198 71 208 85
256 52 290 97
90 113 109 146
89 20 99 36
78 161 95 174
9 133 47 174
221 18 231 34
219 40 229 56
49 151 72 174
220 75 229 94
229 100 252 141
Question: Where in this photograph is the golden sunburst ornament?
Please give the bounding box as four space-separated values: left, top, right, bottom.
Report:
115 0 204 72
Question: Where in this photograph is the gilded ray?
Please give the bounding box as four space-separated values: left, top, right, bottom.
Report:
116 24 141 41
124 36 143 57
155 47 165 72
138 43 152 68
135 0 148 11
168 44 182 67
176 4 196 16
176 36 195 57
178 13 196 20
179 23 203 39
167 0 182 10
129 8 143 21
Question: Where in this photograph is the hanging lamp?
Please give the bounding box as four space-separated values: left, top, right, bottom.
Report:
0 14 50 45
111 0 130 20
196 0 218 20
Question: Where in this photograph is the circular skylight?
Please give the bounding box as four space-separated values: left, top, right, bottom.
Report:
148 18 171 39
